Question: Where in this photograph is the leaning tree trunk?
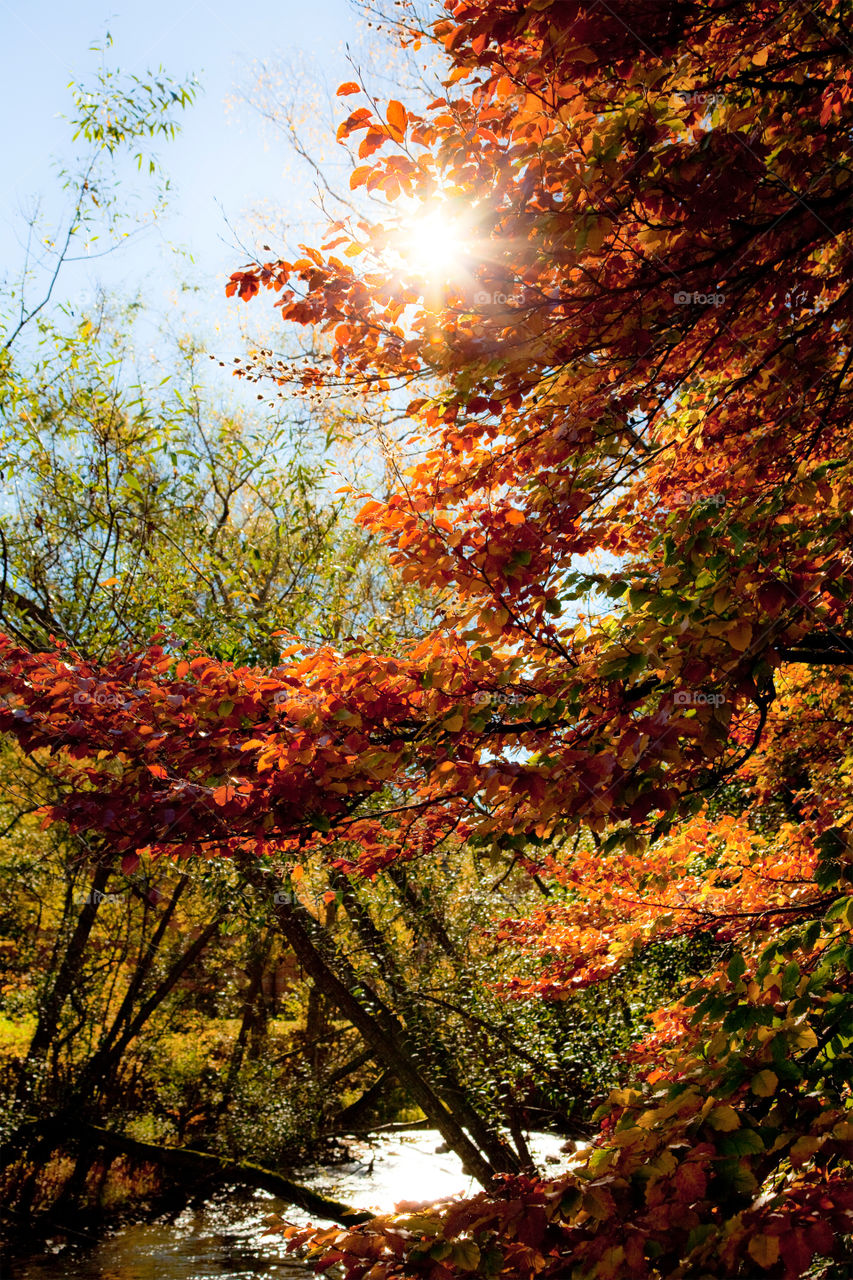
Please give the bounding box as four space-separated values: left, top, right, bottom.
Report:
234 852 502 1188
330 868 521 1176
15 862 111 1111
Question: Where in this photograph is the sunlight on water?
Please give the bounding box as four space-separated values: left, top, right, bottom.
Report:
6 1131 582 1279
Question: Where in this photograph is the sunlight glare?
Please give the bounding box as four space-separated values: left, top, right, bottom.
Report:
395 204 469 283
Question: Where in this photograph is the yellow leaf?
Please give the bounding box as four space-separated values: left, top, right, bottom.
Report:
609 1088 641 1106
748 1235 780 1269
789 1135 819 1167
707 1105 740 1131
585 217 612 253
751 1070 778 1097
727 621 752 652
752 47 770 66
792 1025 818 1049
583 1187 612 1219
443 714 464 732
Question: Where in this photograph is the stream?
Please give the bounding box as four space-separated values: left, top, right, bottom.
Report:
4 1130 575 1280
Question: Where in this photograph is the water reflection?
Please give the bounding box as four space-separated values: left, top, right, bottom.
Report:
4 1191 306 1280
6 1130 578 1280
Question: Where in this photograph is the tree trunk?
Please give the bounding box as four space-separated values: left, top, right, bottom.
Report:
386 864 458 958
331 869 521 1176
89 874 189 1070
16 862 111 1109
234 853 499 1188
84 915 224 1104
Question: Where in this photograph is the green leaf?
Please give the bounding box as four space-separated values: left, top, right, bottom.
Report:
450 1240 481 1270
750 1069 778 1097
718 1128 764 1156
686 1224 715 1252
782 960 800 998
559 1188 582 1217
719 1158 758 1196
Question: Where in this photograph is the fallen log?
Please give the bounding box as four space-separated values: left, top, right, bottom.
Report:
345 1118 433 1135
82 1124 372 1226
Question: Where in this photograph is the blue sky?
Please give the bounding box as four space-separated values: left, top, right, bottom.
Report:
0 0 372 361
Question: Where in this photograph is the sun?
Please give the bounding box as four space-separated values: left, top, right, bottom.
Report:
392 202 471 284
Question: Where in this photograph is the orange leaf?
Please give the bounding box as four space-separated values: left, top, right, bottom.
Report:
387 99 408 139
337 81 361 96
726 621 752 652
